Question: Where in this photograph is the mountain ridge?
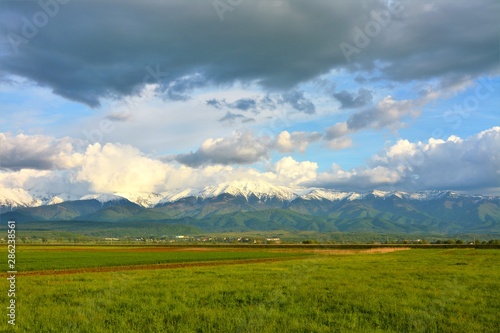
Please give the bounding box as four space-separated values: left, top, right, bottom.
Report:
1 181 499 234
1 180 497 211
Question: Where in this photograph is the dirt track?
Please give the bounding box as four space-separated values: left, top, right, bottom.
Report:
14 247 410 276
15 256 305 276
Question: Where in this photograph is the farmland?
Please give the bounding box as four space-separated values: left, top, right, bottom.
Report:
1 245 499 332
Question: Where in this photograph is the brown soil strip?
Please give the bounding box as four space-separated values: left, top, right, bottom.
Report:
14 257 306 277
13 248 411 277
267 247 411 255
26 247 228 253
306 247 412 255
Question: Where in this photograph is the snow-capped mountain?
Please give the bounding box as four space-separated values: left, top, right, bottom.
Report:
1 180 498 211
46 193 81 205
79 193 129 204
298 188 361 201
157 188 200 205
0 188 82 211
115 192 164 208
1 180 499 233
0 188 40 210
195 180 297 201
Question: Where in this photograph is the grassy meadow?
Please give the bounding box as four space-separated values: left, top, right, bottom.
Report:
12 245 304 272
1 246 499 332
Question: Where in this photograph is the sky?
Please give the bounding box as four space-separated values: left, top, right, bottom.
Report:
0 0 499 196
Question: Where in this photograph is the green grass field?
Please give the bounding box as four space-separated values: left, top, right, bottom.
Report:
12 245 304 271
1 246 499 332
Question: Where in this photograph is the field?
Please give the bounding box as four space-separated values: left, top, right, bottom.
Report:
1 245 499 332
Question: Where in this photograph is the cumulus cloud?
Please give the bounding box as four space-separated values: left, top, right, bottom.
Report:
76 143 170 193
312 164 402 192
273 157 319 186
274 131 322 153
347 96 419 131
323 96 420 148
1 128 499 194
324 123 350 141
174 132 272 167
0 169 51 189
1 0 497 106
174 130 324 167
325 137 354 150
0 132 325 194
375 127 500 192
311 127 500 193
0 133 83 170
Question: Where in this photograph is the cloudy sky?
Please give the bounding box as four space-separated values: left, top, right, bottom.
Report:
0 0 499 195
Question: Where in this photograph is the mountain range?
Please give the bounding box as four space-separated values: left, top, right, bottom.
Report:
1 181 499 234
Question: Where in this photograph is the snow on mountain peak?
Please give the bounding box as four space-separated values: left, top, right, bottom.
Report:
115 192 163 208
46 193 80 205
80 193 127 204
198 180 296 201
370 190 391 198
158 188 199 204
0 188 81 210
299 188 351 201
1 181 496 211
0 188 40 209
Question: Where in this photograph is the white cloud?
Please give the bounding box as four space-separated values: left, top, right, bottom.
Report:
311 127 500 193
273 157 318 186
76 143 170 193
347 96 419 131
275 131 322 153
0 169 51 188
174 129 324 167
1 128 498 195
322 95 421 150
174 131 272 167
0 133 83 170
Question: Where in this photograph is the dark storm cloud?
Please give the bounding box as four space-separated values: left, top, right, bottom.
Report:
161 74 208 101
333 88 373 109
0 0 498 106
